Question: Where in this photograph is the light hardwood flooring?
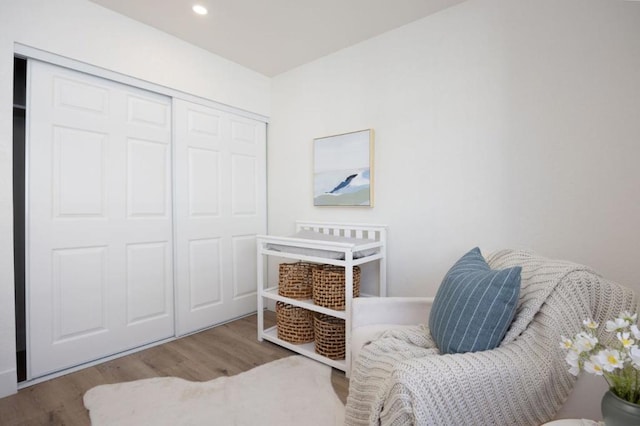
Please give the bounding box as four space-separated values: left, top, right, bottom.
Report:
0 312 349 425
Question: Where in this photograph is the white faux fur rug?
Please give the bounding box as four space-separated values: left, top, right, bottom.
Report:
83 356 345 425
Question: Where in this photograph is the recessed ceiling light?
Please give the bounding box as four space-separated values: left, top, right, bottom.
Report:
192 4 208 15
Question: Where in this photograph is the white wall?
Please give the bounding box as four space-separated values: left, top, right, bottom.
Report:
0 0 270 397
269 0 640 300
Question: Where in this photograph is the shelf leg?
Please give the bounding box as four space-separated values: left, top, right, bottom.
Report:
257 248 264 342
345 252 353 378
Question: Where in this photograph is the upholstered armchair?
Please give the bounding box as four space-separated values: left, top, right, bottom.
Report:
346 249 637 425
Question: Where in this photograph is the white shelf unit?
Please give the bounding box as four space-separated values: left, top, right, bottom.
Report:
257 221 387 376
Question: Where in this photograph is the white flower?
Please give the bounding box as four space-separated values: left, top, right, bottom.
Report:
560 336 573 350
630 346 640 369
606 318 630 332
573 332 598 353
565 350 579 367
561 317 640 383
618 332 634 349
565 350 581 376
584 356 605 376
596 349 624 372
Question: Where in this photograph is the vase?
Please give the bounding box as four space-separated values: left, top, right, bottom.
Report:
602 390 640 426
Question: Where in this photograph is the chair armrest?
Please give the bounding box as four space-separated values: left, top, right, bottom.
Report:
352 297 434 329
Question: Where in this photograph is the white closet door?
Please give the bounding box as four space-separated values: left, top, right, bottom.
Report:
174 99 266 335
28 61 174 378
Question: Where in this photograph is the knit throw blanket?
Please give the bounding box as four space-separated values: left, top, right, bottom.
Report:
345 249 639 425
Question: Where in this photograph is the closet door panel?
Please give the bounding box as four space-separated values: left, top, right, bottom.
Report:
53 127 107 217
28 61 173 378
127 138 169 217
174 99 266 335
231 154 258 215
188 148 220 216
52 247 107 341
188 238 223 309
125 241 171 324
231 235 258 298
227 116 266 317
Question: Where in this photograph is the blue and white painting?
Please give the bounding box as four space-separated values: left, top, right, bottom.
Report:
314 129 373 206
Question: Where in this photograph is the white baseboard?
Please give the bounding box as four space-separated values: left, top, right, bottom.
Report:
0 369 17 399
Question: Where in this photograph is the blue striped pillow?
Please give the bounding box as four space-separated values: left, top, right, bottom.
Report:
428 247 521 354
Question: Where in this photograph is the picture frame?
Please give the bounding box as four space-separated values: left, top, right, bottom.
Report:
313 129 374 207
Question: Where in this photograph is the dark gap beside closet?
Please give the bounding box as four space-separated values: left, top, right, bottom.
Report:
13 56 27 382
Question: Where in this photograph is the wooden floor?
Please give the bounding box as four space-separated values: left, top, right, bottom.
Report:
0 312 349 425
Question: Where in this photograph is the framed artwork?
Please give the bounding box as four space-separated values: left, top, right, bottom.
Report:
313 129 374 207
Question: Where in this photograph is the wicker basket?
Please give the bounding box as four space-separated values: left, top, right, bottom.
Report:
276 301 314 344
314 314 345 360
312 265 360 310
278 262 314 299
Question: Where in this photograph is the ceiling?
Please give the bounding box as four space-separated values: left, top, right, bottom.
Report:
88 0 465 77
